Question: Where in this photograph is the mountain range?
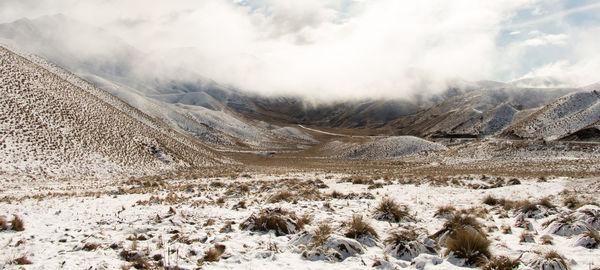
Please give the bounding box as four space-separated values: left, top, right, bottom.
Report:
1 14 599 178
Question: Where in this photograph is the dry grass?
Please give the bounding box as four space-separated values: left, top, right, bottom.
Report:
13 255 32 265
582 230 600 248
0 216 7 230
11 215 24 231
544 251 567 268
345 215 378 240
83 242 101 251
481 255 520 270
431 212 483 241
268 190 295 203
373 198 412 223
309 224 333 249
434 205 456 218
240 208 300 236
202 244 226 263
445 229 491 266
482 195 500 206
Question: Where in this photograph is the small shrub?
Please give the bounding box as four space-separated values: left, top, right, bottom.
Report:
11 215 24 231
482 255 520 270
373 198 412 223
445 229 491 266
345 215 378 240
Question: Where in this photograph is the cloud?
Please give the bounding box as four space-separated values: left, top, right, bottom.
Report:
4 0 598 101
522 31 568 47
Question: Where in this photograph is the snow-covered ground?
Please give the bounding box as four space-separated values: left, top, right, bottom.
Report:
1 174 598 269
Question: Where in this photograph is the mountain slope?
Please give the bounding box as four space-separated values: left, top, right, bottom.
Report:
389 87 579 137
0 14 319 150
0 45 227 179
502 90 600 141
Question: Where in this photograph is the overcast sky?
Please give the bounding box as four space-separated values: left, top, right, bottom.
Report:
1 0 599 99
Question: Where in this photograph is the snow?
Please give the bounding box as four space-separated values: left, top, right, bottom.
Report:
2 174 598 269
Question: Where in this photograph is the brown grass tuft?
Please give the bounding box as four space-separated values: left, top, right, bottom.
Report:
0 216 7 230
202 244 226 262
445 229 491 266
13 255 32 265
373 198 412 222
481 255 520 270
345 215 378 240
11 215 24 231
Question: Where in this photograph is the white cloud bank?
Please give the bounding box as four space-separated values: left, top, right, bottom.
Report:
1 0 599 99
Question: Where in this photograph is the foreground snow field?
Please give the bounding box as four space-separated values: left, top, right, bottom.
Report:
1 174 599 269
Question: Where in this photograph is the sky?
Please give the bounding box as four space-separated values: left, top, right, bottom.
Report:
0 0 599 100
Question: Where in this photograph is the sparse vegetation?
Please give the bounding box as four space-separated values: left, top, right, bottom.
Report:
12 255 32 265
481 255 520 270
373 198 413 222
445 229 491 266
0 216 7 230
202 244 226 263
240 208 301 236
345 215 378 240
11 215 24 231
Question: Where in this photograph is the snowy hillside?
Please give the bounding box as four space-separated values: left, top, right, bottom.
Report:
317 136 447 159
0 15 317 150
503 90 600 141
392 87 578 137
0 46 227 179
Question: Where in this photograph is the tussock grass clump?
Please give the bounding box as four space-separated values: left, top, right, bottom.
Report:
297 214 312 231
434 205 456 218
482 255 520 270
385 229 437 260
268 190 295 203
202 244 226 262
373 198 413 223
576 229 600 248
483 195 500 206
345 215 378 240
240 208 300 236
0 216 7 230
13 255 32 265
431 212 483 242
445 229 491 266
11 215 24 231
563 196 581 210
309 224 333 249
83 242 101 251
529 250 569 270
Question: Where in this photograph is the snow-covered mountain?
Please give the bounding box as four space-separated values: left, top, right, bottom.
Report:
389 87 578 137
502 89 600 141
0 45 229 179
0 14 316 150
